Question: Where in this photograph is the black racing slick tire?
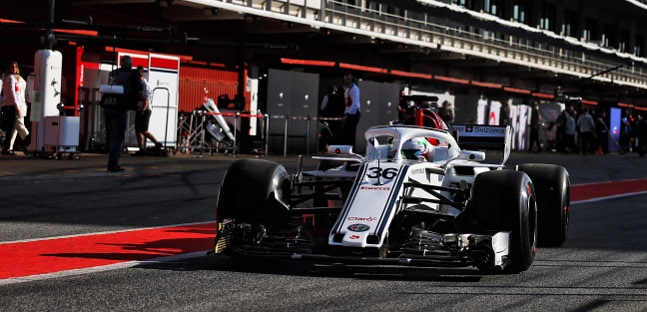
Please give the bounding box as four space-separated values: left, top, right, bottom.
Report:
216 159 291 229
467 170 538 273
517 164 570 247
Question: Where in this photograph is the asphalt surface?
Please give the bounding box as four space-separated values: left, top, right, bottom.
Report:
1 151 647 311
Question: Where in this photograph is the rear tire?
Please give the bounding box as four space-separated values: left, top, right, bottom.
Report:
216 159 292 229
517 164 570 247
465 170 537 272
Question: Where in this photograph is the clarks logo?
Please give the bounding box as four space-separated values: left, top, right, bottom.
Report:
361 186 391 191
348 216 377 221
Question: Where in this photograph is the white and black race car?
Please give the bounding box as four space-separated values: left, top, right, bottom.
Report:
212 124 570 272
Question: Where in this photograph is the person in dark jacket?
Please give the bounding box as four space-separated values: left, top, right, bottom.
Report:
528 101 541 153
620 114 633 154
595 111 609 154
102 55 142 172
635 114 647 157
438 100 454 125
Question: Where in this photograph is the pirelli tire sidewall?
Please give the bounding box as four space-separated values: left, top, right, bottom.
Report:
517 163 570 247
470 170 537 272
216 159 291 228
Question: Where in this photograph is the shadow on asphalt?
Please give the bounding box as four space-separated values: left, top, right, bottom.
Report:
41 236 214 261
134 255 488 282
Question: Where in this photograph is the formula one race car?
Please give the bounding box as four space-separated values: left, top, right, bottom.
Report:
212 124 570 272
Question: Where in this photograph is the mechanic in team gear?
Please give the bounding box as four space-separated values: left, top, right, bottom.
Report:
341 72 360 146
102 55 142 172
401 137 435 161
1 61 28 155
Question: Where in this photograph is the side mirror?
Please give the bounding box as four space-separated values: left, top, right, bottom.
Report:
327 145 354 155
457 150 485 161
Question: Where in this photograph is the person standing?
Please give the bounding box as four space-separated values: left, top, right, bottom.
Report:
101 56 142 172
620 114 633 154
8 70 29 153
0 73 3 109
341 72 360 146
555 109 566 153
438 100 454 125
565 109 576 154
135 66 162 155
499 101 510 126
595 111 609 154
635 114 647 157
2 61 28 155
528 101 541 153
577 109 595 154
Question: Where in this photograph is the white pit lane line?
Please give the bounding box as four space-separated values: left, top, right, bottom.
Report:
571 190 647 205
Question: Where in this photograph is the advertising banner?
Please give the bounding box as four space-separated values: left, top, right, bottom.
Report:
488 101 502 125
609 108 621 153
516 105 529 150
477 99 488 125
509 104 519 150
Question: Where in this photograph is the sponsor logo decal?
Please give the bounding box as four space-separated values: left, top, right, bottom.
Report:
452 125 506 137
347 216 377 221
349 235 360 239
477 126 504 135
411 168 425 175
360 186 391 191
347 224 371 232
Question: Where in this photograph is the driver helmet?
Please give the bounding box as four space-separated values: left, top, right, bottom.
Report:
401 137 433 160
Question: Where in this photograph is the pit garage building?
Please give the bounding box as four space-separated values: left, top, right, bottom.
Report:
2 0 646 153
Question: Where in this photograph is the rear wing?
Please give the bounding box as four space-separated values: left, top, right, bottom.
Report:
450 124 512 164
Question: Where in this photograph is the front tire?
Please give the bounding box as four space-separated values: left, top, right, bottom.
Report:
463 170 538 272
216 159 292 229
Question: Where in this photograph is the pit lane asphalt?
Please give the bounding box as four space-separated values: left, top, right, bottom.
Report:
1 151 647 311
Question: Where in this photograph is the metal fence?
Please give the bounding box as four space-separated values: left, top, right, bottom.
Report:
177 110 343 158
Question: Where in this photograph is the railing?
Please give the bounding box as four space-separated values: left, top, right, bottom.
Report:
177 109 343 157
212 0 647 88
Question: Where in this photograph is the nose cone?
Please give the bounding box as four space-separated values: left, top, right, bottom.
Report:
341 231 369 247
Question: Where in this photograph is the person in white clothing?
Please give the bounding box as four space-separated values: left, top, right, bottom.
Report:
2 61 28 155
341 72 360 146
0 74 3 106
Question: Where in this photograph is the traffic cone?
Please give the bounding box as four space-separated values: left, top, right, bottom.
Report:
597 145 604 155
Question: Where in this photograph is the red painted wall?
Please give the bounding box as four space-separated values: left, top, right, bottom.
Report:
178 61 240 113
